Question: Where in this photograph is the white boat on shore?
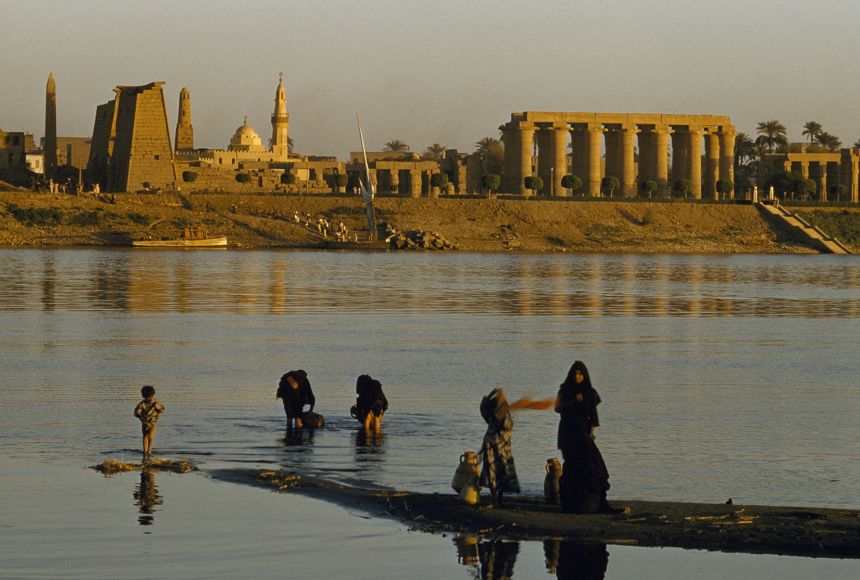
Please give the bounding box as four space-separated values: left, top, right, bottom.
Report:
132 226 227 248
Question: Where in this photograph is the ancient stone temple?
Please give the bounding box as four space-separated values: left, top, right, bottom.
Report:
86 81 176 192
44 73 58 179
501 112 736 198
175 87 194 151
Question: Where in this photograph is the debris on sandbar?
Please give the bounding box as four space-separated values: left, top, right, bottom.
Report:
91 458 198 475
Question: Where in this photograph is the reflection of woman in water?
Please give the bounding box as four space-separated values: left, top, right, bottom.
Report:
133 468 164 526
479 388 520 507
478 540 519 580
555 361 611 513
544 540 608 580
351 374 388 431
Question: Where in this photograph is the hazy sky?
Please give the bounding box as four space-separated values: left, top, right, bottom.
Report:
4 0 860 158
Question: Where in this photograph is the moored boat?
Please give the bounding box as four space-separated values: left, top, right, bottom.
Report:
132 226 227 248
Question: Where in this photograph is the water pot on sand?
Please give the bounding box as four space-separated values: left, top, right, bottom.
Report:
544 457 562 504
451 451 479 493
459 472 480 506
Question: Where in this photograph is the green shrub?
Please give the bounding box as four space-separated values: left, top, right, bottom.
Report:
716 179 734 198
7 204 64 226
524 176 543 192
482 174 501 193
601 176 620 196
560 174 582 192
127 212 150 226
673 179 694 198
69 210 102 227
281 172 297 185
430 173 449 189
641 180 658 198
335 174 349 187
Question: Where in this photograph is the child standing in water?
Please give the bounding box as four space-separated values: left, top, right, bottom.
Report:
134 385 165 458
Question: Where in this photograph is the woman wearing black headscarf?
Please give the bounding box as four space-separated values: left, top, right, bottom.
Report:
555 361 611 513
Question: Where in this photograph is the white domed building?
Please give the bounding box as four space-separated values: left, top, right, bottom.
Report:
228 117 265 153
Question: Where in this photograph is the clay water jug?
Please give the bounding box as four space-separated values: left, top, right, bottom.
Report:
459 471 480 506
451 451 479 492
544 457 562 504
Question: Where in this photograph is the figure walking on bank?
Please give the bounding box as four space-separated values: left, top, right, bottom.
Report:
133 385 165 459
479 388 520 507
276 370 316 429
351 374 389 431
555 361 612 513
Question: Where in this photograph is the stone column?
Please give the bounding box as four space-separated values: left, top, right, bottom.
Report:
588 123 603 196
655 126 670 196
409 170 421 197
603 129 620 185
688 127 703 199
852 157 860 203
518 124 535 196
801 161 809 179
637 129 654 184
671 129 688 188
719 127 735 190
621 124 637 196
706 132 720 199
536 126 552 196
551 124 568 196
819 162 828 201
571 127 589 193
389 168 400 195
501 123 520 194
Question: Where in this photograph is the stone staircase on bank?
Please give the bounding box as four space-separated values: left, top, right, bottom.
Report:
757 203 852 254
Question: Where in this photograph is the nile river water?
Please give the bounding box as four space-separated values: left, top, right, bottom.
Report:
1 249 858 579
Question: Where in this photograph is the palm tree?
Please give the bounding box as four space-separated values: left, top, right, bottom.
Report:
734 132 757 166
754 119 788 153
423 143 446 161
802 122 822 144
853 138 860 149
475 137 501 154
288 136 294 153
815 132 841 151
384 139 409 153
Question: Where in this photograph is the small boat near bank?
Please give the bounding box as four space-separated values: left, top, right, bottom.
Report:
132 226 227 248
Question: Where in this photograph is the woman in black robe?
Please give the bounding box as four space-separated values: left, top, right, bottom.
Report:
276 370 315 429
351 374 389 431
555 361 611 513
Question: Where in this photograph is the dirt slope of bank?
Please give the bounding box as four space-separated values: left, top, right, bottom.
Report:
0 190 846 252
212 468 860 559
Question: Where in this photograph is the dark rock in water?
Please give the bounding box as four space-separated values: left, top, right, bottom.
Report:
391 229 456 251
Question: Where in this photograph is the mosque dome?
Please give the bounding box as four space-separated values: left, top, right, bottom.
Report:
229 117 264 152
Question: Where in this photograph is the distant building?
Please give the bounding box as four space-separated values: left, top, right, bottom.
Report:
0 130 35 184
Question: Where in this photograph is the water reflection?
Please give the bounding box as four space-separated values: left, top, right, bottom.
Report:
354 429 385 464
1 251 856 318
544 540 608 580
453 536 610 579
453 536 519 579
132 468 163 526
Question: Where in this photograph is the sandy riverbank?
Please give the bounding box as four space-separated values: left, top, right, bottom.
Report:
2 189 848 253
211 468 860 559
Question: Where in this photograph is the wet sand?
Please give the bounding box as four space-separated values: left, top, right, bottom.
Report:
211 468 860 560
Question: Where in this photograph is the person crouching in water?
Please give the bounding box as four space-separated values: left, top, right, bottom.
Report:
276 370 315 429
134 385 165 459
478 388 520 507
351 374 388 431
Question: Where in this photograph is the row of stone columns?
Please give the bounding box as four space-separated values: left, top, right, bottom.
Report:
363 168 441 197
502 121 736 198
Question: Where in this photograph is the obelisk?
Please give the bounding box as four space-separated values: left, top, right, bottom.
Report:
45 73 58 179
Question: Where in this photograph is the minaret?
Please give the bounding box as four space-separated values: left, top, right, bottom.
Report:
44 73 58 179
175 87 194 151
270 73 289 157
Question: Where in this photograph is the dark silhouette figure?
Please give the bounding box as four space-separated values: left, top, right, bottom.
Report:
276 370 315 429
350 374 389 431
555 361 611 513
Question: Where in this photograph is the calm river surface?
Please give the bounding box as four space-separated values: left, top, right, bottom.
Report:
1 249 858 579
